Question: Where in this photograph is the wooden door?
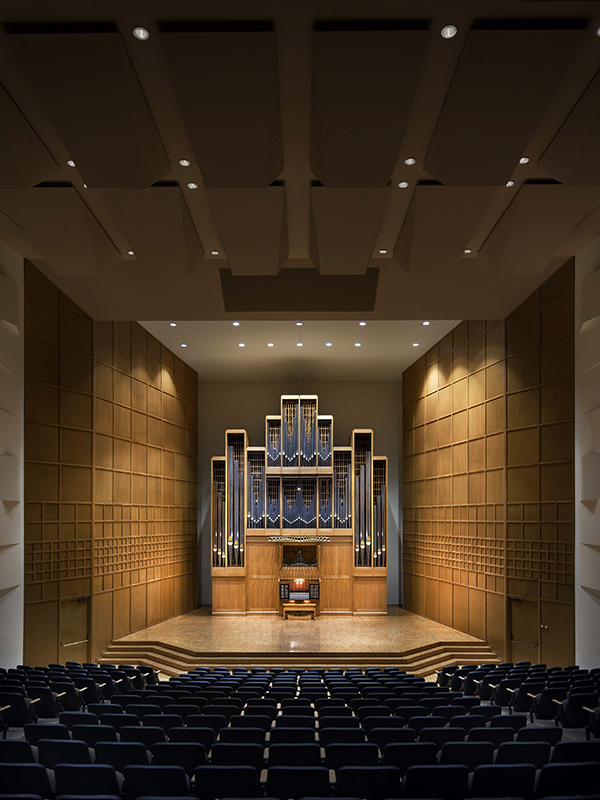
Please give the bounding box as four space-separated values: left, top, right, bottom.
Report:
60 598 90 663
509 597 539 663
540 601 574 667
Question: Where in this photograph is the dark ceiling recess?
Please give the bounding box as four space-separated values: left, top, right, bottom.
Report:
220 268 379 312
2 22 118 33
314 20 430 31
158 20 274 32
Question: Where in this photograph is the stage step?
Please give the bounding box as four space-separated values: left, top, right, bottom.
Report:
99 638 499 678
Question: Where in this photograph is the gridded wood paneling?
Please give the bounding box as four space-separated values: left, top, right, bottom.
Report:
402 261 574 662
24 264 198 664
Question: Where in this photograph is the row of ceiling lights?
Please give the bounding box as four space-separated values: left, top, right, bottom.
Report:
132 25 461 42
171 320 431 349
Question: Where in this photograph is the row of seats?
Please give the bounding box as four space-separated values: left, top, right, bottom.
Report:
2 733 599 771
1 759 600 800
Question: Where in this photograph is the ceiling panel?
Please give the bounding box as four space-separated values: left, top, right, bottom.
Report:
479 184 600 274
311 30 429 187
393 186 497 273
0 84 59 187
161 30 283 188
310 187 388 275
220 267 379 312
6 32 171 188
206 188 287 276
0 187 120 275
424 28 584 186
538 70 600 184
101 187 203 275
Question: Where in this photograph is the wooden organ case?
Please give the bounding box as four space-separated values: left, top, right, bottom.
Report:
211 395 388 615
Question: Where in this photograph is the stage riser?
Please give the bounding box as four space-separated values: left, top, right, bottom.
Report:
100 640 499 678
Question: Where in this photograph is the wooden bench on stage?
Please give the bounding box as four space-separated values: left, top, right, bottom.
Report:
283 602 316 620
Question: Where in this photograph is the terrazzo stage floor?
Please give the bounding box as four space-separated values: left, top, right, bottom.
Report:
116 605 480 654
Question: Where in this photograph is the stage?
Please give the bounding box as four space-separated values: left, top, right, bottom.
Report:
100 606 499 676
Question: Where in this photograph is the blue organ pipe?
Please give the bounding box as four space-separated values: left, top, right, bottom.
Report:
318 423 332 467
283 402 298 465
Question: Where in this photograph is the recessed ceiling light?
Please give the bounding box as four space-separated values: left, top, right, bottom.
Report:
127 250 135 256
133 27 150 40
325 342 332 347
506 180 515 187
596 26 600 36
210 250 219 256
359 321 366 326
398 181 410 189
232 321 240 326
169 323 177 327
187 182 198 190
378 249 388 254
180 343 187 348
297 342 303 347
238 343 245 347
179 159 191 167
441 24 457 38
355 342 362 347
422 321 430 326
296 322 303 326
267 343 274 347
404 157 417 166
519 157 530 165
413 342 420 347
464 248 472 254
67 160 76 168
82 183 88 189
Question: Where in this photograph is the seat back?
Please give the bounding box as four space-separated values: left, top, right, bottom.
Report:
38 738 92 768
123 764 190 800
54 763 121 796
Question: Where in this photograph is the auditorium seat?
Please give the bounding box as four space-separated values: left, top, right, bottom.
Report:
152 741 206 774
72 724 119 747
516 726 563 745
54 763 123 797
470 762 537 799
265 765 331 800
551 741 600 763
123 765 190 800
467 727 514 746
120 726 167 749
96 741 152 771
418 727 466 749
369 727 417 748
194 764 260 799
267 742 322 766
38 738 93 768
324 742 379 770
534 762 600 799
0 739 38 763
402 763 469 800
438 741 495 770
219 727 266 744
25 722 70 744
382 742 438 774
335 765 401 800
268 727 316 744
210 742 265 770
494 740 551 768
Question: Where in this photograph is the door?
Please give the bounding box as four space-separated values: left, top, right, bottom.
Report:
60 597 90 663
509 596 539 663
540 601 574 667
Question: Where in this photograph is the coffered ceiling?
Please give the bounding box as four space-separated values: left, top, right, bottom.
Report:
0 1 600 322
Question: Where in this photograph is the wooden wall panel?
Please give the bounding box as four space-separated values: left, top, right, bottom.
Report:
24 263 198 663
402 261 574 663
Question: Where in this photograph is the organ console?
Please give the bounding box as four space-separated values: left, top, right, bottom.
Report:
211 395 388 615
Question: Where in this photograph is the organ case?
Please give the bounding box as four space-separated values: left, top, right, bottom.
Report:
210 395 387 614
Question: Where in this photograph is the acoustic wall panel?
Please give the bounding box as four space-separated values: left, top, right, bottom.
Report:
311 30 429 187
24 265 197 665
161 30 283 188
403 261 575 664
6 32 170 187
424 29 583 186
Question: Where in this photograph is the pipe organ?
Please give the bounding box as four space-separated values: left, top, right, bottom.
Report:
211 395 388 615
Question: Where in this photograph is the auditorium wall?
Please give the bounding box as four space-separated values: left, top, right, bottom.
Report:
403 261 575 663
24 264 198 665
575 238 600 669
0 242 24 668
197 380 402 606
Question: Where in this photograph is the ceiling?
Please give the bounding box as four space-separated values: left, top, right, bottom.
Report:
1 0 600 328
140 319 459 381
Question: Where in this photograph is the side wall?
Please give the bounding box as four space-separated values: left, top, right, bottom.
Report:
197 380 402 607
575 239 600 668
0 242 24 668
403 262 575 663
24 265 198 664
